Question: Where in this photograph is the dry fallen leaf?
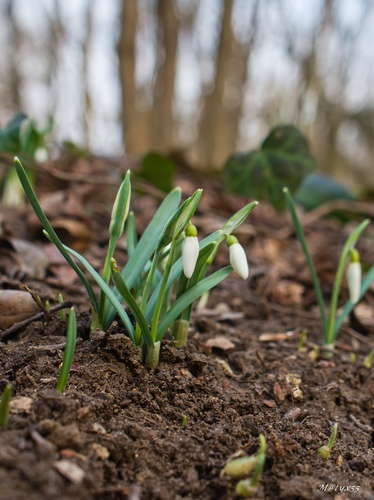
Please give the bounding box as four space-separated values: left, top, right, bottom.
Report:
203 336 236 352
53 459 85 485
0 290 40 329
273 382 287 403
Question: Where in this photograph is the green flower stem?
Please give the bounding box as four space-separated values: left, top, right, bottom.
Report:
157 266 232 341
172 318 190 347
99 172 131 322
135 251 161 344
99 238 118 322
283 188 327 335
144 233 219 323
150 237 179 342
143 341 161 369
335 265 374 336
111 259 153 348
102 187 182 329
0 383 13 428
325 219 369 346
176 242 217 324
56 308 77 393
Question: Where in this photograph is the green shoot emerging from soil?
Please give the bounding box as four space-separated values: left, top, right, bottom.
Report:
15 156 258 368
283 187 373 353
56 308 77 393
0 383 13 428
222 434 267 498
317 423 338 460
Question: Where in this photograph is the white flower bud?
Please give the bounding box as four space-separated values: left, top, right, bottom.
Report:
346 261 361 304
183 236 199 278
227 236 249 280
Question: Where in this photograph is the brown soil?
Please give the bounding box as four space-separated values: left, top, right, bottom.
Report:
0 157 373 500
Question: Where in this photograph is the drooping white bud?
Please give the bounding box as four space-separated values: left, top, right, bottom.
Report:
346 249 361 304
183 224 199 278
227 235 249 280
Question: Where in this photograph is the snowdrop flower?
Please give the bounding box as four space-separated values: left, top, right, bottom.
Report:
346 249 361 304
183 223 199 278
227 235 249 279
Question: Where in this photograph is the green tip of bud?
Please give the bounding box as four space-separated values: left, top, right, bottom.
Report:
350 248 360 263
186 223 198 237
226 235 239 247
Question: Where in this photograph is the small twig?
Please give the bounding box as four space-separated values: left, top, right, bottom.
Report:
0 300 73 342
349 414 373 432
23 284 52 320
99 321 118 348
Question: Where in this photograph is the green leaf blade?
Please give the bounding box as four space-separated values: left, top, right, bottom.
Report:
156 266 232 341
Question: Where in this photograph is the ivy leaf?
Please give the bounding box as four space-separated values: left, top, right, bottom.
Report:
223 125 316 211
295 173 356 211
0 113 28 153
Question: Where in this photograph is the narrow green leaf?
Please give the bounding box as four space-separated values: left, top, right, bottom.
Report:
158 189 203 248
145 231 221 321
100 171 131 321
156 266 232 341
63 245 135 340
56 308 77 393
14 157 98 314
221 201 259 237
111 259 153 348
126 211 138 257
103 187 182 327
108 171 131 243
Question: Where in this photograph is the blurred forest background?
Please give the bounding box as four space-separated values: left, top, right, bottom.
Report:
1 0 374 193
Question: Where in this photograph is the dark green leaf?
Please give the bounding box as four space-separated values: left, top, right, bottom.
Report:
223 125 316 211
0 113 28 153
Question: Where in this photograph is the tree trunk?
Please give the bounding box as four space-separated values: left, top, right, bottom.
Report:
151 0 179 152
118 0 149 155
5 0 22 111
195 0 256 170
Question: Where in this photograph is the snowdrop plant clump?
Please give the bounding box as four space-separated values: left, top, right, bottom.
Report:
283 187 373 354
15 157 257 368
